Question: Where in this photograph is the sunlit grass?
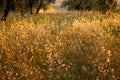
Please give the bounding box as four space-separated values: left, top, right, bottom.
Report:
32 5 55 13
0 11 120 80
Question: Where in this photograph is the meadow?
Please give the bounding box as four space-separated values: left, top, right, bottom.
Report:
0 11 120 80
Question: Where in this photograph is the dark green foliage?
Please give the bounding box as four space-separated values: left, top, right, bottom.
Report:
62 0 93 10
0 0 56 12
95 0 117 11
0 0 4 11
0 0 56 21
62 0 117 11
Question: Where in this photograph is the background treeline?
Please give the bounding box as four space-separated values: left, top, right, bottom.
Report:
0 0 119 12
62 0 118 11
0 0 55 12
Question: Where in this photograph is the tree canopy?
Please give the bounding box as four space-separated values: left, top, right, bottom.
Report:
0 0 56 21
62 0 117 11
0 0 56 12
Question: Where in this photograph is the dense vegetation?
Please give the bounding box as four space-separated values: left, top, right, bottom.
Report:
0 0 56 12
62 0 117 11
0 11 120 80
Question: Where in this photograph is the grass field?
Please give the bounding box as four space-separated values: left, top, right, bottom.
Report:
0 11 120 80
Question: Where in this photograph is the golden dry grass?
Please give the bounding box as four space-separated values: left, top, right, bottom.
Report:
0 11 120 80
